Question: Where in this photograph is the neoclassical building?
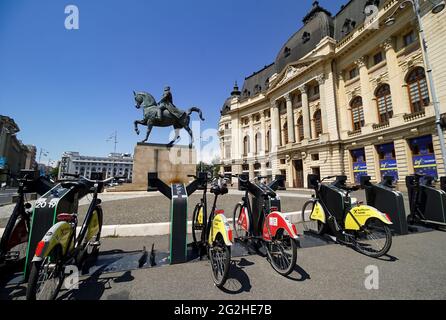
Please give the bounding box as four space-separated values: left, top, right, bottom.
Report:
218 0 446 189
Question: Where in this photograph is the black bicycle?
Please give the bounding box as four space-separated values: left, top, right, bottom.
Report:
191 173 233 288
232 175 298 276
26 173 113 300
0 170 53 271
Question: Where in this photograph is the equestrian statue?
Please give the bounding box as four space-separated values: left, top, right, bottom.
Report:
133 87 204 148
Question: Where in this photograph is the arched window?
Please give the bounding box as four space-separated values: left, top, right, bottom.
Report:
314 110 322 137
283 122 289 145
375 84 393 123
297 116 304 141
243 136 249 156
350 96 365 130
266 130 271 152
407 67 429 113
255 132 262 154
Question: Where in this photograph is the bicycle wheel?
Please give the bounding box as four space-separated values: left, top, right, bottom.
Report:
0 203 29 265
265 228 297 276
233 203 248 239
77 207 103 265
192 203 205 246
208 234 231 288
301 200 326 235
26 245 64 300
353 218 392 258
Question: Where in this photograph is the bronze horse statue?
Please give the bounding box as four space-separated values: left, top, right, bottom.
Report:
133 91 204 148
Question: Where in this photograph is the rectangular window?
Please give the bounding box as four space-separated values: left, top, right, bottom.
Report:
311 154 319 161
409 135 438 178
349 67 359 80
404 31 416 47
373 52 383 65
352 107 365 130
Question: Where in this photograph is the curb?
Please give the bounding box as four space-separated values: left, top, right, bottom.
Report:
0 212 304 239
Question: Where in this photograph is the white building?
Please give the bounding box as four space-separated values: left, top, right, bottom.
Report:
58 151 133 181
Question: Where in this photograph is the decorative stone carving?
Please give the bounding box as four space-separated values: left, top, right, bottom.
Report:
380 38 394 51
354 56 367 68
316 74 326 84
297 84 308 94
371 72 389 86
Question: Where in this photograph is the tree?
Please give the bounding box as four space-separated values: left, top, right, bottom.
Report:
51 166 59 179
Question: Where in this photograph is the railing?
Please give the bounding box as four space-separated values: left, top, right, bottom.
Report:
372 121 390 131
404 110 426 122
347 129 362 137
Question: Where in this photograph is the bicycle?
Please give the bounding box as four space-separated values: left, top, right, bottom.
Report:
191 173 233 288
232 174 298 276
301 174 393 258
26 173 113 300
407 173 446 228
0 170 53 270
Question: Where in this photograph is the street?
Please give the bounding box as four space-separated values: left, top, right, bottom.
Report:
0 188 17 207
1 230 445 300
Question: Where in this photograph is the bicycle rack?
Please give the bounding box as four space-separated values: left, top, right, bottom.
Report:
361 175 408 235
406 175 446 227
147 172 205 264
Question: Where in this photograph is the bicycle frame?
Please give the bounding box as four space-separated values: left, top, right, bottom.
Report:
0 189 27 255
31 187 102 264
237 181 298 241
309 182 392 232
207 193 232 246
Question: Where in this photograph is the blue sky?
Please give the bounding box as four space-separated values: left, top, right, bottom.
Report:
0 0 345 164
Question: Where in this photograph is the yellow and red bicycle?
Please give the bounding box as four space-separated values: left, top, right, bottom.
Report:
302 175 392 258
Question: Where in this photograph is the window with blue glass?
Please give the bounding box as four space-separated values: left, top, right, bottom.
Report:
351 148 367 184
377 143 398 181
409 135 437 179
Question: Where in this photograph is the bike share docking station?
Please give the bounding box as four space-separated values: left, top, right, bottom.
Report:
3 172 97 285
360 175 408 235
406 175 446 229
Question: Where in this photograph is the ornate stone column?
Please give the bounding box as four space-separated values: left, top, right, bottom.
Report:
270 100 280 152
337 72 350 133
382 38 407 116
298 84 311 140
231 115 240 159
356 56 378 126
285 94 295 143
260 110 266 156
249 114 254 157
317 74 328 134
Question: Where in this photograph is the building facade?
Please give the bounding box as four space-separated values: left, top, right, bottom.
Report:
219 0 446 189
58 151 133 181
0 115 37 183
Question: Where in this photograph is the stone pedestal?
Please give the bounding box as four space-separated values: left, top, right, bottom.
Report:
116 143 197 191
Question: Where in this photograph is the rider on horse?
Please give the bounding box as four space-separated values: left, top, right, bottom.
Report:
157 87 185 121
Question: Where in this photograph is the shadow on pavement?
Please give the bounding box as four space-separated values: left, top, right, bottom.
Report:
285 264 311 282
58 266 134 300
219 258 252 295
0 283 27 300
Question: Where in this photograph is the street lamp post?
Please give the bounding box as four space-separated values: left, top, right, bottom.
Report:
385 0 446 173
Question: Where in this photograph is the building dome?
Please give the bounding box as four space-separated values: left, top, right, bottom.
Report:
274 1 333 74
